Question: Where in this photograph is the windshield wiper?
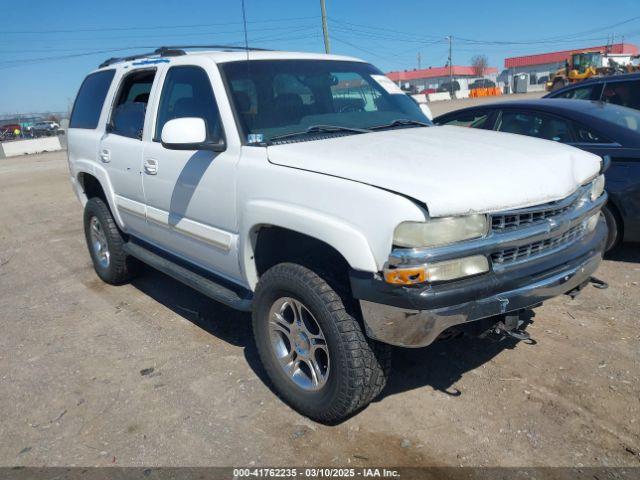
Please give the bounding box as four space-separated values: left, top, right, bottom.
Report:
371 119 431 130
266 124 370 144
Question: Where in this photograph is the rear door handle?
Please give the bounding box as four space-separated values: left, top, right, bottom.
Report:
143 158 158 175
99 149 110 163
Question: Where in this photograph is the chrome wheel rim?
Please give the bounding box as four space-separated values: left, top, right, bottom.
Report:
268 297 330 391
89 216 110 268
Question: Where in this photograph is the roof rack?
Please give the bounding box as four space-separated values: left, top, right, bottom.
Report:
99 45 270 68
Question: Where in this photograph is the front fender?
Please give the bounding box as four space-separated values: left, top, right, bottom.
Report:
240 199 378 289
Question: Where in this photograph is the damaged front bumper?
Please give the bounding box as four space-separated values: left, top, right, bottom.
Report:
351 214 607 348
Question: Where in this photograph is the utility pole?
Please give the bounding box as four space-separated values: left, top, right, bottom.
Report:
417 52 421 70
320 0 330 54
446 35 453 96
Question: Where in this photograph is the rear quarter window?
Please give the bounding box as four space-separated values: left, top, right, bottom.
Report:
70 70 116 129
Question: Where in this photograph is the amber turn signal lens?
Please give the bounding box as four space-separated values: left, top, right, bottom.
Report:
383 266 427 285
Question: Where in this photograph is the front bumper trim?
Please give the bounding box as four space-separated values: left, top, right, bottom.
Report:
359 250 602 348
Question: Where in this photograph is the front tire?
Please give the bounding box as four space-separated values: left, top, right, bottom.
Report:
83 197 139 285
602 205 621 252
252 263 390 423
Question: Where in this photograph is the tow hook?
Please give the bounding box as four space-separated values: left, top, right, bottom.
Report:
589 275 609 289
566 275 608 299
491 310 535 344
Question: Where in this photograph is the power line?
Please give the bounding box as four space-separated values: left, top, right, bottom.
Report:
1 23 318 46
0 15 319 34
329 14 640 47
0 31 323 70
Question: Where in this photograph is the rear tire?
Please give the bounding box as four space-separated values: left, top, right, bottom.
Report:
83 197 140 285
602 205 621 252
252 263 391 423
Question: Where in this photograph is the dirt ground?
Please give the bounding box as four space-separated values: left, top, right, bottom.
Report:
0 151 638 468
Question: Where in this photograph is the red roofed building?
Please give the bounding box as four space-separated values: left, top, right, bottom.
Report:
505 43 638 69
386 65 499 91
502 43 639 87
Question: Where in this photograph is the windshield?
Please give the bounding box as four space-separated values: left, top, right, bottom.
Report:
591 101 640 133
220 59 431 144
573 53 600 72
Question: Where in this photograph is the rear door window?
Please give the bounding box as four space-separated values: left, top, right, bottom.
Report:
495 110 573 142
70 70 115 129
602 79 640 110
572 123 613 144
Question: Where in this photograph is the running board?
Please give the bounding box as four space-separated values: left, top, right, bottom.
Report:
123 242 253 311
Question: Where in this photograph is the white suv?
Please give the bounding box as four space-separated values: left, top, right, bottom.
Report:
67 46 608 422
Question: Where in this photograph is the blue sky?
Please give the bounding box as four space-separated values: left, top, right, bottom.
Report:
1 0 638 114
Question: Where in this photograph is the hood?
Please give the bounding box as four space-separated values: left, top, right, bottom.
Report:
266 126 602 217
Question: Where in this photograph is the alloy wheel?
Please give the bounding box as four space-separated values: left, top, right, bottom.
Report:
268 297 330 391
89 216 110 268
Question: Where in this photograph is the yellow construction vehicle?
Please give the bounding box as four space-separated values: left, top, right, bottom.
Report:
546 51 616 91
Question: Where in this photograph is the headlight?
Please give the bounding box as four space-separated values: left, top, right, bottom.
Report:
384 255 489 284
591 174 605 201
393 214 488 248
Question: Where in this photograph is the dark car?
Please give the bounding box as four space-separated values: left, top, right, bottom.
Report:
544 72 640 111
469 78 496 89
434 99 640 250
437 80 461 93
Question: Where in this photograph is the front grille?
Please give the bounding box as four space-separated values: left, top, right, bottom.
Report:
491 196 578 232
491 223 586 266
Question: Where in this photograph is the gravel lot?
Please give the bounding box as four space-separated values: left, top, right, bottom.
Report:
428 91 545 117
0 150 638 468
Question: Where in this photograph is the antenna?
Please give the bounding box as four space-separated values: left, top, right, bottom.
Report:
241 0 250 62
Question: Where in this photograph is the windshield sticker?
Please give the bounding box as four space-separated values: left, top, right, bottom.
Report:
248 133 264 144
371 74 405 95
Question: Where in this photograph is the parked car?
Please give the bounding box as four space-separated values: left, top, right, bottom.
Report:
434 99 640 250
68 47 606 423
544 72 640 111
1 123 22 137
419 88 437 95
469 78 496 89
437 80 461 93
31 120 60 136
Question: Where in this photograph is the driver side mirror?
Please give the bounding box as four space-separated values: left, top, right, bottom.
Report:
161 117 226 152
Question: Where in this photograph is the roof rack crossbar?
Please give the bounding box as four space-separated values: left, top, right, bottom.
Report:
99 50 162 68
99 44 270 68
156 44 271 52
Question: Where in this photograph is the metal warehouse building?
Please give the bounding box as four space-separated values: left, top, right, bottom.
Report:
386 65 499 92
503 42 639 87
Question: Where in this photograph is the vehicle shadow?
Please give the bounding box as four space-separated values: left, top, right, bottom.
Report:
130 268 269 382
604 242 640 263
378 334 521 400
130 267 529 419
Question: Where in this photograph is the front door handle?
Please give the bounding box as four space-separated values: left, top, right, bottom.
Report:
99 149 110 163
143 158 158 175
